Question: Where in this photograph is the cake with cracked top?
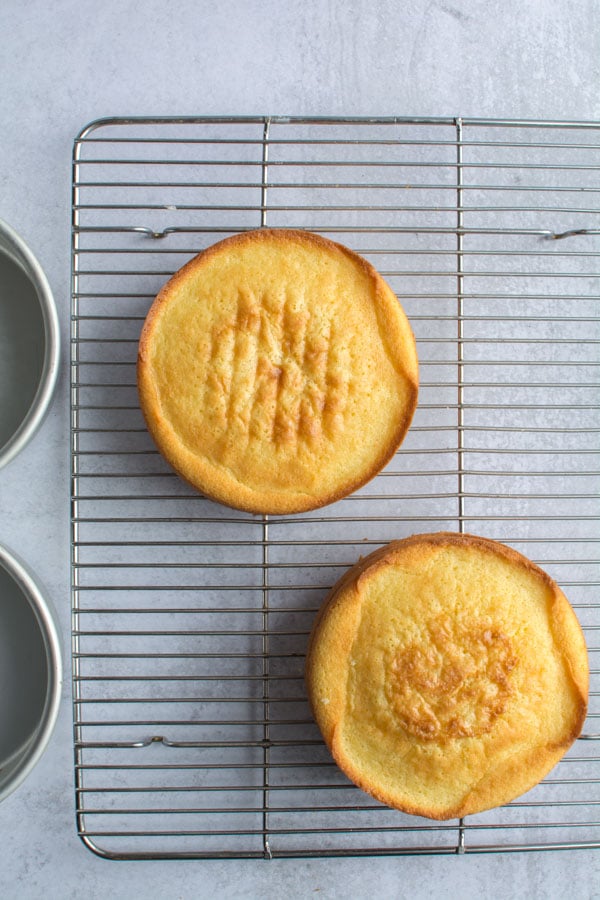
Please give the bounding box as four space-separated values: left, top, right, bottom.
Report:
137 229 418 514
306 532 589 819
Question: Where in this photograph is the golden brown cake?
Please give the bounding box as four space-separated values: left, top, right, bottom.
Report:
137 229 418 515
306 532 589 819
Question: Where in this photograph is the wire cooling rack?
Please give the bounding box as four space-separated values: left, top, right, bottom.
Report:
71 116 600 859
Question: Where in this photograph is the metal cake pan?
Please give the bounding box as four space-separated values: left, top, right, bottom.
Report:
0 544 62 803
0 218 60 469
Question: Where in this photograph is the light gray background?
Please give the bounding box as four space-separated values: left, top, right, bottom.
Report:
1 0 599 897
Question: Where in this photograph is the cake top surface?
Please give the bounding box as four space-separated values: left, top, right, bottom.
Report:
137 229 418 514
306 532 589 819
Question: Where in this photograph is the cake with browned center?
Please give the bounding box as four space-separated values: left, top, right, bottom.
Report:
137 229 418 514
306 532 589 819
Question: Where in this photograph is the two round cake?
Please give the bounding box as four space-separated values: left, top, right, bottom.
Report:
137 231 589 819
138 229 418 515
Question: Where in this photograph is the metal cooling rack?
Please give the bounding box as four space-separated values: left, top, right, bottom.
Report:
71 116 600 859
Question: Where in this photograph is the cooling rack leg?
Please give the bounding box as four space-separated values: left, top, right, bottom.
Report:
457 819 466 854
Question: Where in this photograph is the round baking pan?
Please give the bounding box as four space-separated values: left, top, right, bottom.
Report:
0 219 60 469
0 544 62 803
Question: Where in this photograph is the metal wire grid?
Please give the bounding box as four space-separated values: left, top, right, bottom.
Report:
71 116 600 859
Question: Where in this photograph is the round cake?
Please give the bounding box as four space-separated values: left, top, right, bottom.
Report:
306 532 589 819
137 229 418 515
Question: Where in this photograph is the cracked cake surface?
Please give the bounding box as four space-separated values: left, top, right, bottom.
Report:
137 229 418 514
306 532 589 820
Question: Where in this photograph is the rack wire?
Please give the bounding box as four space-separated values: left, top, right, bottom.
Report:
71 116 600 859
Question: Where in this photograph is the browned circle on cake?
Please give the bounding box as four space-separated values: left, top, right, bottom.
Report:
305 532 589 820
137 229 418 514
